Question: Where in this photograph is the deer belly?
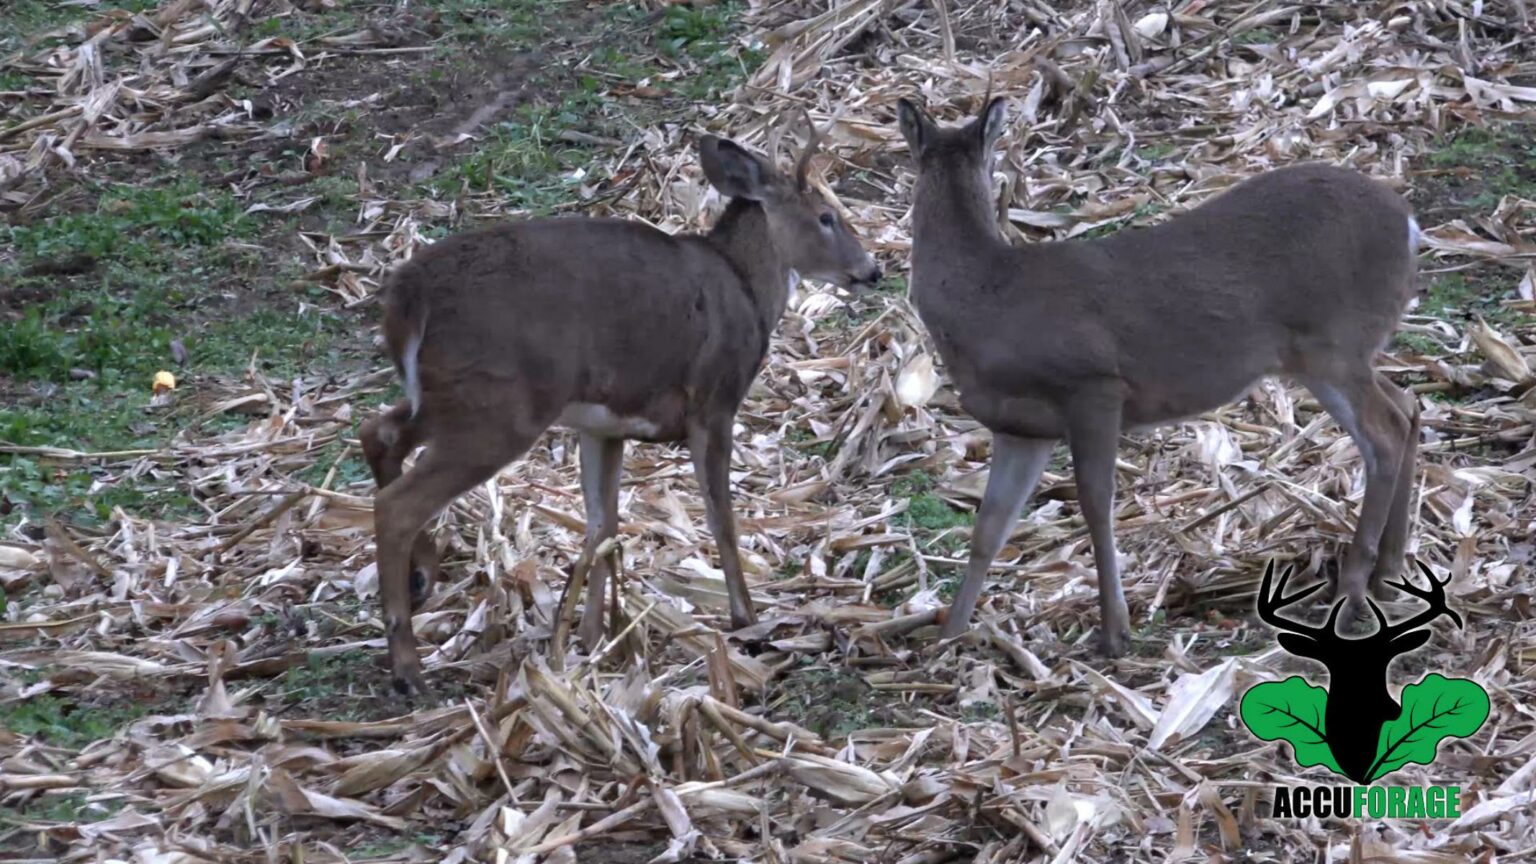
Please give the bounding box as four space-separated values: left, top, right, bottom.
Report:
557 403 669 439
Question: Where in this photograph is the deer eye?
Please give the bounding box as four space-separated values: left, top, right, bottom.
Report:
818 212 836 228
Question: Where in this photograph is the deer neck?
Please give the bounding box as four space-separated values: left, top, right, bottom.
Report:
707 199 793 333
911 171 1005 273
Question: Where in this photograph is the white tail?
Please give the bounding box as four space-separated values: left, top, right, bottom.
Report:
400 325 423 418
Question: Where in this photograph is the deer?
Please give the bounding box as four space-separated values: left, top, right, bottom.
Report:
894 94 1422 656
1254 558 1464 783
359 117 881 696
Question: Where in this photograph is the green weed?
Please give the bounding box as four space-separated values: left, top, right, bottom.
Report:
5 792 124 825
0 694 146 749
1234 27 1280 45
1427 124 1536 209
1415 273 1511 322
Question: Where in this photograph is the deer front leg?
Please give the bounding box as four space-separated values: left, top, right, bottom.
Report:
942 434 1053 639
576 433 625 650
689 417 757 632
1067 395 1132 657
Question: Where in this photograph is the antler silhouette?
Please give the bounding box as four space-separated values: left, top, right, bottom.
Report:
1365 558 1463 641
1255 559 1344 640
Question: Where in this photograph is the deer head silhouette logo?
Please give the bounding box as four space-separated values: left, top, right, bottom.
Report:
1239 559 1489 784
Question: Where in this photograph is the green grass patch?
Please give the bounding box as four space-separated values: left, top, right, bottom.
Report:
298 439 374 490
784 427 836 459
0 451 197 524
889 470 972 563
0 693 147 749
351 834 449 859
422 0 552 49
0 177 358 525
654 1 763 100
435 104 595 210
4 792 125 826
906 492 972 533
771 667 882 738
281 650 377 704
0 0 133 54
1234 27 1280 45
6 180 253 267
1391 331 1444 355
1427 124 1536 209
427 1 759 204
1414 272 1514 323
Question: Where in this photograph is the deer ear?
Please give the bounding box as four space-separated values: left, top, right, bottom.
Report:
978 96 1007 150
896 98 935 158
700 136 775 201
1388 629 1432 654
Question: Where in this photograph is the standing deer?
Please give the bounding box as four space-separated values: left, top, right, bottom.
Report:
360 118 880 695
894 95 1421 655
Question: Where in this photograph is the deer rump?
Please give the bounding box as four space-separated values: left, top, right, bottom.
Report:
915 164 1419 439
380 217 768 444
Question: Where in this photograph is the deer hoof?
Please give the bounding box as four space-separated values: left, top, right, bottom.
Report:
391 665 433 701
1337 594 1371 633
1099 625 1131 658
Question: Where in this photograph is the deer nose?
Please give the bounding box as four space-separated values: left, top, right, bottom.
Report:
862 264 882 284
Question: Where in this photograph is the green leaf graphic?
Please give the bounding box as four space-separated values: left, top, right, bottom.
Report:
1239 677 1342 777
1368 674 1490 782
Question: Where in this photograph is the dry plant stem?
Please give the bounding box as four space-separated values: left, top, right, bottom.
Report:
704 697 832 755
1174 482 1271 534
551 535 620 668
857 608 941 639
698 698 762 766
0 106 83 141
45 516 111 579
213 489 309 557
464 698 517 801
521 759 784 855
581 599 658 670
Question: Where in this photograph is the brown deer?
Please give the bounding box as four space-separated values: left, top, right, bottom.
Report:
360 118 880 695
894 95 1421 655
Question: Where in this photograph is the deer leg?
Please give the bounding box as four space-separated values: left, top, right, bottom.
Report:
689 417 757 632
361 401 440 610
576 433 625 650
1369 374 1420 595
375 432 531 697
1066 396 1132 657
1302 375 1409 624
941 434 1054 639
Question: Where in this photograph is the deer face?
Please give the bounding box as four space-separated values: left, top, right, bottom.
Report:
698 135 881 292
